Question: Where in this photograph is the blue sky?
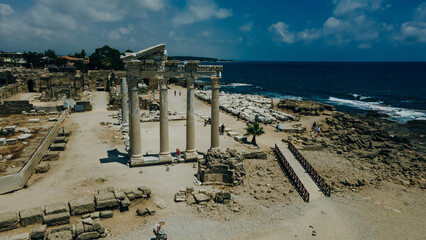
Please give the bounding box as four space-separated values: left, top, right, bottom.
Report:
0 0 425 61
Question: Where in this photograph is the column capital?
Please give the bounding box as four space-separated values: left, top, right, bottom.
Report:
211 77 220 89
159 78 169 89
186 77 196 88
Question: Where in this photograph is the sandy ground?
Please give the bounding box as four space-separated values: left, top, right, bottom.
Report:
0 85 424 239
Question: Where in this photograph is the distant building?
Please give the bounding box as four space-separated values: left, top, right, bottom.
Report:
47 64 77 73
59 56 90 66
0 50 26 67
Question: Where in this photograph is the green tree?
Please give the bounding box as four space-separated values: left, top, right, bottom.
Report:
125 49 133 53
55 57 68 67
74 49 86 58
74 60 88 73
89 45 124 70
22 51 44 68
44 49 57 59
244 122 265 146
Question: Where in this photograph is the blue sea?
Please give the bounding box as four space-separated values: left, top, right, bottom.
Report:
202 62 426 123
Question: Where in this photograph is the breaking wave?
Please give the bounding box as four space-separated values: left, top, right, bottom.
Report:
222 83 253 87
328 97 426 123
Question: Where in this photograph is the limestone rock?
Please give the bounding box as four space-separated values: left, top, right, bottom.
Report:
19 207 43 227
194 193 210 203
68 196 95 216
45 202 68 215
47 230 72 240
9 233 29 240
43 212 70 226
0 211 19 232
35 162 50 173
30 225 47 240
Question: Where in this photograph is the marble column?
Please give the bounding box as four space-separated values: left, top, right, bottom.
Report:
120 77 128 124
210 77 220 149
159 78 172 161
127 61 143 166
184 78 198 161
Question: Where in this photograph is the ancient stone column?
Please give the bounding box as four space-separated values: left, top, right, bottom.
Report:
210 77 220 149
120 77 128 124
159 78 172 161
68 85 72 98
184 78 198 161
51 86 55 99
127 61 143 165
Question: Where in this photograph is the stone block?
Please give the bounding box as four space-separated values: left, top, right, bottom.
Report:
89 212 99 219
99 211 113 219
137 186 151 197
35 162 50 173
133 189 143 199
145 207 156 216
43 212 70 226
49 143 66 151
234 135 247 142
53 137 67 144
95 199 119 211
6 139 17 145
94 192 115 202
0 138 5 146
119 198 131 212
31 225 47 240
174 193 185 202
113 190 125 200
45 202 68 215
51 226 71 233
227 131 239 137
42 152 59 161
243 150 267 159
194 193 210 203
186 195 196 205
76 232 100 240
19 207 43 227
75 222 84 236
69 196 95 216
92 220 101 231
0 211 19 232
9 233 29 240
125 193 135 201
47 230 72 240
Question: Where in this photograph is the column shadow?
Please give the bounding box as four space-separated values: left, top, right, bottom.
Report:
99 149 129 165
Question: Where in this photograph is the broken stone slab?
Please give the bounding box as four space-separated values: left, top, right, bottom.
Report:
125 193 136 201
51 225 71 233
42 151 60 161
19 207 43 227
133 189 144 199
44 202 68 215
74 222 84 236
0 211 19 232
0 138 5 146
99 211 113 219
113 189 125 200
174 193 186 202
234 136 247 143
227 131 239 137
47 230 72 240
28 119 40 123
68 196 95 216
242 150 267 159
9 232 29 240
35 162 50 173
43 211 70 226
17 134 32 141
186 195 196 205
137 186 152 197
94 193 119 211
53 137 67 144
119 198 131 212
49 143 66 151
6 139 17 145
76 231 100 240
31 224 47 240
193 193 210 203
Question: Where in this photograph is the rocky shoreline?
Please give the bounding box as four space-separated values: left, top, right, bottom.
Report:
196 90 425 190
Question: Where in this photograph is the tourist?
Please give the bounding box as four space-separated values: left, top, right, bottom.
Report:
179 89 182 96
316 126 321 135
176 148 181 160
276 122 280 132
204 118 208 126
312 122 317 132
174 90 176 96
153 221 168 240
220 124 225 135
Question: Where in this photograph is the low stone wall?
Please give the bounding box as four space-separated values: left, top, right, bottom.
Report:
0 83 20 101
0 186 152 239
0 100 34 115
0 111 67 194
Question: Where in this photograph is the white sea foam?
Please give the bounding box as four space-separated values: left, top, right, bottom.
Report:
351 93 374 101
328 97 426 122
223 83 253 87
264 92 303 100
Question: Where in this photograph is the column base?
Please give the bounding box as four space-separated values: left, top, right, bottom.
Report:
184 151 199 162
159 152 173 163
130 155 144 167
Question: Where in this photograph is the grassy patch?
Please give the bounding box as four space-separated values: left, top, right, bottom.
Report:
95 177 107 183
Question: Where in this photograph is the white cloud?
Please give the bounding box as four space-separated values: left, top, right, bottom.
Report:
269 22 295 44
396 3 426 43
173 0 232 25
270 0 387 47
240 22 253 32
0 3 14 16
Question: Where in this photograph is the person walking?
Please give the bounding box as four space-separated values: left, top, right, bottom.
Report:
174 90 176 96
153 221 168 240
220 124 225 135
179 89 182 96
276 122 280 132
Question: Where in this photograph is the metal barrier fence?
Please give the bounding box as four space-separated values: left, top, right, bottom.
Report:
288 142 331 197
274 144 310 202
